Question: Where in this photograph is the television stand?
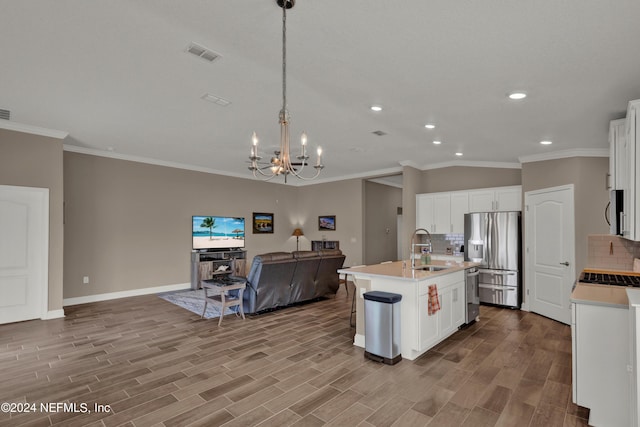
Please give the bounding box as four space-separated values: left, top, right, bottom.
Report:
190 249 246 290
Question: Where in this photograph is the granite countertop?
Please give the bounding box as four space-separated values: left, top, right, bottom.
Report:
338 259 480 282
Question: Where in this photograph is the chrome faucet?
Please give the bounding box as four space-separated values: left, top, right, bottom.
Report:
410 228 432 269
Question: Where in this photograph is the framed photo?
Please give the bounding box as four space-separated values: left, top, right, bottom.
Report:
318 215 336 231
253 212 274 234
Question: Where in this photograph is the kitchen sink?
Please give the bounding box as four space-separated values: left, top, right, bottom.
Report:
412 265 450 272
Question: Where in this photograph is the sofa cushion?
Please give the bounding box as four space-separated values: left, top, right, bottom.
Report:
290 251 322 302
255 252 294 262
319 249 342 257
292 250 321 259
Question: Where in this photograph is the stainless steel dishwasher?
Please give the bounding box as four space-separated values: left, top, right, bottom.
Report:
465 267 480 325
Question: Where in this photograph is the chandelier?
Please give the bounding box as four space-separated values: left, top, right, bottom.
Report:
248 0 324 183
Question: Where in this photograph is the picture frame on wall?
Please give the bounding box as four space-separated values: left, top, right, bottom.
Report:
253 212 274 234
318 215 336 231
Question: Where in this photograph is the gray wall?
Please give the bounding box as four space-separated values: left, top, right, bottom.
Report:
0 129 64 312
63 152 364 299
420 166 522 193
521 156 610 275
364 181 402 264
401 166 423 260
296 178 365 267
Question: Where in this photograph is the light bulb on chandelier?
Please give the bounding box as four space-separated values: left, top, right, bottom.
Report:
247 0 324 183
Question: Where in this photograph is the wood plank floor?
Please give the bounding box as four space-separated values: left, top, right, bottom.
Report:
0 285 589 427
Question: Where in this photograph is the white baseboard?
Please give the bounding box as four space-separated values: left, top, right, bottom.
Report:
354 333 365 348
43 309 65 320
63 282 191 307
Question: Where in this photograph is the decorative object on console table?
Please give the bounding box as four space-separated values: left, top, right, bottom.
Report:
311 240 339 251
252 212 274 234
292 228 304 251
318 215 336 230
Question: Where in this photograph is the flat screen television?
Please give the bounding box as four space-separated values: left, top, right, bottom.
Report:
192 216 245 250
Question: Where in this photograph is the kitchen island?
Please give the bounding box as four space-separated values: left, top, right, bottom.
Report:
338 260 479 361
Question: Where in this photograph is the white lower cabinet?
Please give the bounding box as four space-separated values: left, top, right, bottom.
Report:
416 272 465 354
418 293 439 351
572 302 630 426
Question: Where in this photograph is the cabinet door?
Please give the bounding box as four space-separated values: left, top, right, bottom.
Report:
450 192 468 234
574 303 630 425
438 288 454 337
495 187 521 211
433 193 451 233
623 102 640 240
468 190 495 212
418 294 439 351
451 281 465 328
610 119 627 190
416 194 435 232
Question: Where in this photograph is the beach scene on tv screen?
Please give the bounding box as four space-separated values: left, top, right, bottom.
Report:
193 216 245 249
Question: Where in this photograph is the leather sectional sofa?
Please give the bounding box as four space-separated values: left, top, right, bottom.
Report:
241 249 346 314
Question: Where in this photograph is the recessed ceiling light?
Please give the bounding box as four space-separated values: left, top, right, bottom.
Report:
455 152 463 156
508 92 527 100
425 124 435 129
370 105 382 112
540 140 553 145
433 140 442 145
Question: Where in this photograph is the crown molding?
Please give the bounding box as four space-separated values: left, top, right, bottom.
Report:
0 120 68 139
519 148 608 164
295 166 404 186
63 145 405 187
63 145 255 181
420 160 522 171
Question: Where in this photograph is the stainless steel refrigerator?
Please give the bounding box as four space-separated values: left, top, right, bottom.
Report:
464 211 522 309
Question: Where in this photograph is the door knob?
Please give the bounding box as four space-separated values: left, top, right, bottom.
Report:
559 261 570 266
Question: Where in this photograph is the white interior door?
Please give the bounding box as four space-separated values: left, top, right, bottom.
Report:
0 185 48 324
525 185 575 324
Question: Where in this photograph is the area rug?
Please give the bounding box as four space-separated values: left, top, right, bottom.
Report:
157 289 235 319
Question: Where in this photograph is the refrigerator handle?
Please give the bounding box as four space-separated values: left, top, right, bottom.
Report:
478 269 517 276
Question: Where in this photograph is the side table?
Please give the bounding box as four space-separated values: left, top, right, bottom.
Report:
201 277 246 326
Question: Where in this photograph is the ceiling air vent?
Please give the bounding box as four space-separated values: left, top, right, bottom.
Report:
201 93 231 107
186 42 221 63
0 109 10 120
372 130 387 136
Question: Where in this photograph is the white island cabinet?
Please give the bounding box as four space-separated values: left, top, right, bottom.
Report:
570 283 631 426
339 261 473 361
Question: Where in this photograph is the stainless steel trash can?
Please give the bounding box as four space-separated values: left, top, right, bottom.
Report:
364 291 402 365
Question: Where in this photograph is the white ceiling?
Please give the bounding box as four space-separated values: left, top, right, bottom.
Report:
2 1 640 185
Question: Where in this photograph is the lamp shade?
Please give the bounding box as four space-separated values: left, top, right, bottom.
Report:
292 228 304 237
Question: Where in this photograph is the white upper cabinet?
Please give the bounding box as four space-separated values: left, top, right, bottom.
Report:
609 118 627 191
416 186 519 234
468 190 495 212
625 100 640 240
468 186 522 212
433 193 451 233
416 193 435 232
416 193 451 233
450 192 469 233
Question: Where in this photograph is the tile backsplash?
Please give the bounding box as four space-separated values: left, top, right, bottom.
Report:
430 233 464 256
588 234 640 271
